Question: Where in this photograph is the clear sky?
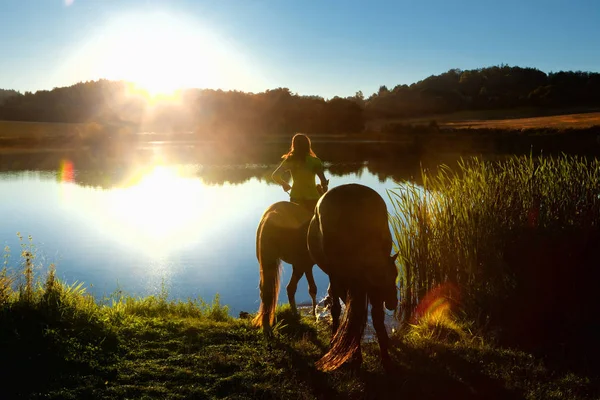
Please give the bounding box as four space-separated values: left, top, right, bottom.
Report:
1 0 599 99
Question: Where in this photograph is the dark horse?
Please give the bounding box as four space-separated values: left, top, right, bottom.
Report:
253 201 318 334
308 183 399 372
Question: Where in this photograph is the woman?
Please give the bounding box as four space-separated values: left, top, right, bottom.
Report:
272 133 329 213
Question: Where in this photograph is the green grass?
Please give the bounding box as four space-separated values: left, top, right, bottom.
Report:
1 235 599 399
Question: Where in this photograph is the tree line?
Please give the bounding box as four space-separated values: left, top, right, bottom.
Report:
1 65 599 135
367 65 600 119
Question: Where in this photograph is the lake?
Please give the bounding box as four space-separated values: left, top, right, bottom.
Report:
0 141 465 314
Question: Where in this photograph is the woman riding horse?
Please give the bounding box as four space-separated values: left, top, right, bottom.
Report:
272 133 329 213
254 134 329 335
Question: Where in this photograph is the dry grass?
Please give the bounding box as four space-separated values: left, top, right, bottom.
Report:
443 112 600 129
368 108 600 132
0 120 104 138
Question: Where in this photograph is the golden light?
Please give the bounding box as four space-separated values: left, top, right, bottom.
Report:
99 13 211 97
104 165 217 255
59 10 264 99
54 161 257 296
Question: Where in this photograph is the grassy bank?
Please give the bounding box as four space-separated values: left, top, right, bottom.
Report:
0 120 138 151
1 238 599 399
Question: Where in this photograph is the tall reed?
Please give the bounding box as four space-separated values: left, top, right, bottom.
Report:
389 155 600 326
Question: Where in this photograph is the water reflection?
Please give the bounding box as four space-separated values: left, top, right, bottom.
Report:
109 167 208 247
0 143 493 313
0 141 441 189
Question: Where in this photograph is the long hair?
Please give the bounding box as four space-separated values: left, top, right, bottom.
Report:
282 133 317 163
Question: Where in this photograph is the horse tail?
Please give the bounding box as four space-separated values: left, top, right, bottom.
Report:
316 284 368 371
253 211 282 330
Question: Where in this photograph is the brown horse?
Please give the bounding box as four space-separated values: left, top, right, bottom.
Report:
253 201 318 335
308 183 399 372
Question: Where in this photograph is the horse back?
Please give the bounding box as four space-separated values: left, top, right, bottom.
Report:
317 184 392 250
257 201 313 264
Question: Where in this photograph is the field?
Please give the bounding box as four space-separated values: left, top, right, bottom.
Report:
0 120 141 153
367 108 600 131
2 108 600 145
441 111 600 129
0 120 105 137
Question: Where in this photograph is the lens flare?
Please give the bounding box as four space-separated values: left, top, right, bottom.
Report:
59 160 75 183
412 282 460 324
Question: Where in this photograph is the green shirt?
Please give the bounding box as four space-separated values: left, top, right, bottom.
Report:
276 155 323 200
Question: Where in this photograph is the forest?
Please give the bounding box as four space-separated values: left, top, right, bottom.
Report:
1 65 599 135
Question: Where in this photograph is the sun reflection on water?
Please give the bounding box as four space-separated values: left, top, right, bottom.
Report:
104 165 218 256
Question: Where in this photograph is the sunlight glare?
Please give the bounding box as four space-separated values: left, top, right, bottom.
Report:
106 165 216 255
73 11 262 98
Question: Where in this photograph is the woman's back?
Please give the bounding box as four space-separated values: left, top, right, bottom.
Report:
272 133 329 212
284 155 322 200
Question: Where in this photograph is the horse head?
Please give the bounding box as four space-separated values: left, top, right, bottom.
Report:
360 238 399 312
382 252 399 311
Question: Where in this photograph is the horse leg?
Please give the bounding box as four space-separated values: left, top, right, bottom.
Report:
349 342 363 372
304 267 318 318
371 295 393 373
329 280 342 339
287 267 304 315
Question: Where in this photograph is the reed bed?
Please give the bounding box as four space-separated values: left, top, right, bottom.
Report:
389 155 600 330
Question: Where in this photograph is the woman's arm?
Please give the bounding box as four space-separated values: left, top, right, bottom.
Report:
316 168 329 193
272 160 292 192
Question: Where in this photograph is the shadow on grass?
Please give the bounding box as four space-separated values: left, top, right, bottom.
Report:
268 338 341 399
269 307 521 399
0 304 120 398
354 340 521 400
274 306 330 352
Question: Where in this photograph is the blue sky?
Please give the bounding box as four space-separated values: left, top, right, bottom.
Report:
1 0 599 98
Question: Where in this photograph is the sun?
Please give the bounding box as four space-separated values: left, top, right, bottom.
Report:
91 12 239 98
58 10 266 101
